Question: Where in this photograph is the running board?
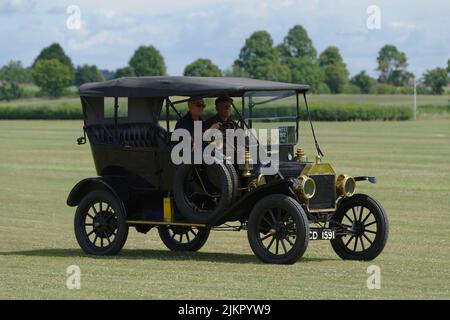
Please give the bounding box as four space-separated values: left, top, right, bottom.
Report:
126 220 207 228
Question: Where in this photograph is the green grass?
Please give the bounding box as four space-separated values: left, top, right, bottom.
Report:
0 119 450 299
308 94 450 106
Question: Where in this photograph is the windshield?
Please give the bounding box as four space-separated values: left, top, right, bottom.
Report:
243 90 299 145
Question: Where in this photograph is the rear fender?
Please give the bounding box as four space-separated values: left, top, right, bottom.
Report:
66 177 129 207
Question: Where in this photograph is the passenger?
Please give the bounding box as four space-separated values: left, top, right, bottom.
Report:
175 97 219 139
205 96 238 130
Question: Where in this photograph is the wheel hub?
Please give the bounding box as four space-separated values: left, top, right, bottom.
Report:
273 223 290 239
352 221 365 236
92 211 116 238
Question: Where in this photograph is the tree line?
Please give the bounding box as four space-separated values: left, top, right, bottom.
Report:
1 24 449 99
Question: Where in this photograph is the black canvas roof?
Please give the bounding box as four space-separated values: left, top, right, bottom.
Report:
79 76 310 98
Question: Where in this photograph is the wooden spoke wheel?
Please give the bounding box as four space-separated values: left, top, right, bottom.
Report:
330 194 388 260
74 190 128 256
247 194 309 264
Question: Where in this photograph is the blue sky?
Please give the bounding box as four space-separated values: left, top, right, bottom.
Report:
0 0 449 78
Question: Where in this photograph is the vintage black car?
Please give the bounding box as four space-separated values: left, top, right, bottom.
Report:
67 76 388 264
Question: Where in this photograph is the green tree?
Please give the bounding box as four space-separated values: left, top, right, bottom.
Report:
129 45 166 76
278 25 317 60
376 44 411 86
184 58 222 77
278 25 323 90
319 46 345 67
0 61 33 83
447 59 450 74
33 43 74 72
74 65 104 86
350 70 375 94
319 47 349 93
0 81 24 101
423 67 449 95
233 31 290 82
115 67 136 78
32 59 73 97
321 64 348 93
285 57 322 90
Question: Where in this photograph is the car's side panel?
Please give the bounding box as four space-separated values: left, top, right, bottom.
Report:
89 143 174 190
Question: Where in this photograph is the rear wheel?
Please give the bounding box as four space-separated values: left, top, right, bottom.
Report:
330 194 388 260
247 194 309 264
158 226 210 251
74 190 128 256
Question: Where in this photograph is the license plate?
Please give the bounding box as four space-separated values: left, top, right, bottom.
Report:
309 228 336 240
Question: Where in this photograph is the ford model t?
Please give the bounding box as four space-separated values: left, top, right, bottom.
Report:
67 77 388 264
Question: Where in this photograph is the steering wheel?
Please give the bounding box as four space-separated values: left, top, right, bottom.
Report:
218 120 236 132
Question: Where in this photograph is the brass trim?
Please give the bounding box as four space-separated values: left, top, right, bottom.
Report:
248 174 266 191
242 150 252 178
300 162 335 176
295 148 307 162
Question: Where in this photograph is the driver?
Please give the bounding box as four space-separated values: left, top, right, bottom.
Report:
205 96 238 131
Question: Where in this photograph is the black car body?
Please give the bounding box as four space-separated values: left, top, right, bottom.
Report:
67 76 388 264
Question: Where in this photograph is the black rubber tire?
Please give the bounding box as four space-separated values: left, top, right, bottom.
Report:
158 226 210 251
247 194 309 264
173 163 234 224
224 164 240 202
330 194 388 261
74 190 128 256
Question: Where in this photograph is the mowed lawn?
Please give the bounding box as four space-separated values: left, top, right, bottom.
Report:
0 119 449 299
307 94 450 106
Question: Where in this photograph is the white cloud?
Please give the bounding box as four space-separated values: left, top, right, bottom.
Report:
68 30 131 52
0 0 35 14
391 21 417 30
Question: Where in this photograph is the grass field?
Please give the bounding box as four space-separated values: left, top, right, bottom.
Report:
308 94 450 106
0 119 449 299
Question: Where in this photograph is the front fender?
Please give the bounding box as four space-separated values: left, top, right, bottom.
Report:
354 176 377 184
66 177 129 207
210 179 297 226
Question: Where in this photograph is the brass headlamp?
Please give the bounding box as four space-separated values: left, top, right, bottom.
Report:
293 175 316 200
336 174 356 197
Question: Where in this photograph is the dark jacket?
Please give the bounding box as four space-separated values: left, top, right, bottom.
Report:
175 111 206 137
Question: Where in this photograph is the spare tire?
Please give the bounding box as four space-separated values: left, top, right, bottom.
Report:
224 164 240 202
173 162 234 224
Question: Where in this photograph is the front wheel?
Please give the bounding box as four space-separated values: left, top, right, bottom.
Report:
158 225 210 251
330 194 388 260
74 190 128 256
247 194 309 264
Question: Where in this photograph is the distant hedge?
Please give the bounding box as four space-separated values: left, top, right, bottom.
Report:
0 99 417 121
0 102 82 119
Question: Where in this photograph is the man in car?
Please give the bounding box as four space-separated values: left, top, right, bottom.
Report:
175 97 220 144
205 96 238 131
